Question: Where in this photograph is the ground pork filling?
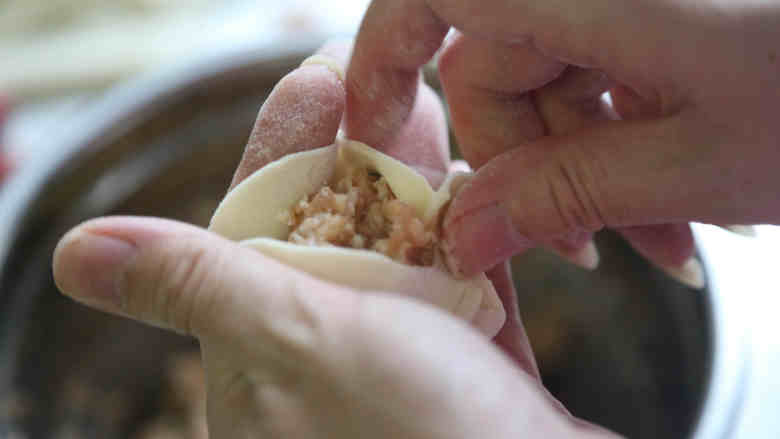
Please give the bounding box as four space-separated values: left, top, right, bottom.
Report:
283 167 438 266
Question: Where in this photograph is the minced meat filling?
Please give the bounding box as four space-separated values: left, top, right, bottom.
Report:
283 168 437 266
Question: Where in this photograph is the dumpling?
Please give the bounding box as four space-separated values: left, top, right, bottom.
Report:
209 136 506 337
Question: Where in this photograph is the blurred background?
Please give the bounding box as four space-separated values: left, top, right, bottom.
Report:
0 0 369 176
1 1 779 439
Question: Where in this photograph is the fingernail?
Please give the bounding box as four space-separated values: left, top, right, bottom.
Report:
300 54 345 82
470 282 507 338
472 306 507 338
447 160 472 174
447 172 472 194
443 204 531 277
659 257 705 289
558 240 600 271
722 224 756 237
53 229 136 309
438 171 472 199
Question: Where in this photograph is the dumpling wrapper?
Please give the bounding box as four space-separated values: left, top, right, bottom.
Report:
209 137 506 337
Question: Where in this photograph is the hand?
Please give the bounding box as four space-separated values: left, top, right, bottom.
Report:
52 42 618 438
345 0 780 279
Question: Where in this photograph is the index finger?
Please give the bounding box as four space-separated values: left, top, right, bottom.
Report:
345 0 449 149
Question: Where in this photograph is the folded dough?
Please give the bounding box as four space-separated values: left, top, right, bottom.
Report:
209 136 505 337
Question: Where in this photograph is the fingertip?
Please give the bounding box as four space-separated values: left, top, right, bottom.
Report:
300 39 354 82
301 55 347 82
53 216 244 336
316 38 354 62
658 257 705 290
619 223 695 268
345 0 449 148
379 81 450 179
345 68 418 149
443 203 532 277
447 160 471 174
619 224 705 288
720 224 756 237
442 158 537 276
231 62 346 188
552 239 600 271
53 218 139 312
52 225 82 295
471 304 506 339
474 277 507 338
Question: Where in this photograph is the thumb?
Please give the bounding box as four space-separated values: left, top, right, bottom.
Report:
53 216 349 345
442 115 722 276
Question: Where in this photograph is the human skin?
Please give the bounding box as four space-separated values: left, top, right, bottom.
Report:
52 43 619 438
345 0 780 277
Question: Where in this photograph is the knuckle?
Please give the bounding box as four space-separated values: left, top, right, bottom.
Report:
264 276 357 364
161 242 214 335
271 277 331 352
544 150 608 233
120 238 219 335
